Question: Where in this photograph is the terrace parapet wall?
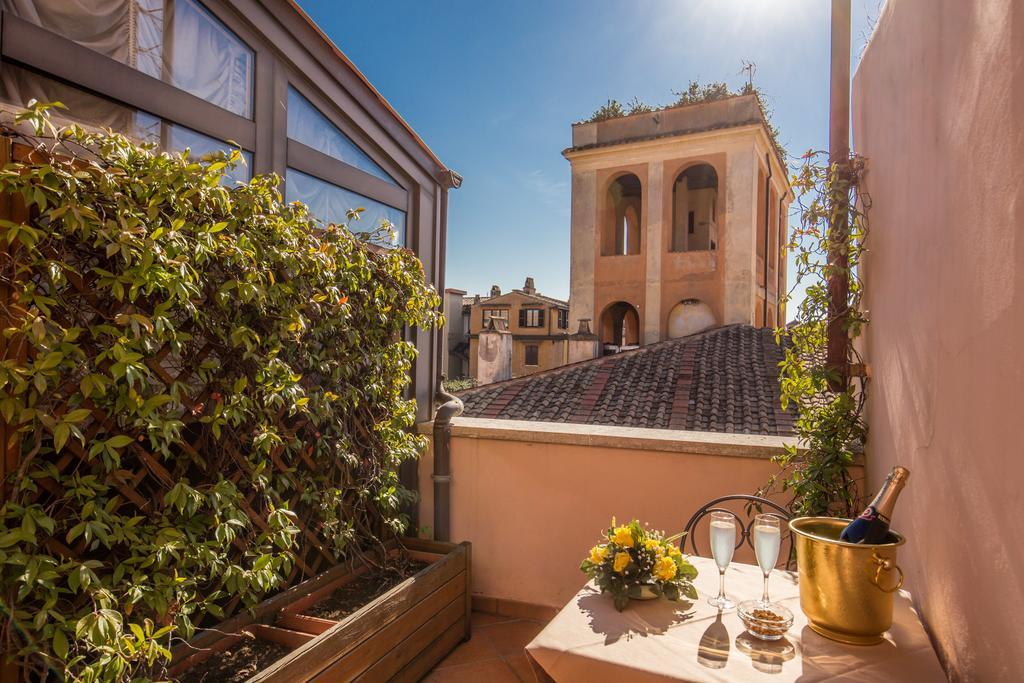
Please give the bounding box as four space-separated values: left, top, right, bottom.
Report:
416 417 863 610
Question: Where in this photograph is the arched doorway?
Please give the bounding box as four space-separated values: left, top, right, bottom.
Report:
667 299 716 338
600 301 641 350
603 174 642 256
671 164 718 252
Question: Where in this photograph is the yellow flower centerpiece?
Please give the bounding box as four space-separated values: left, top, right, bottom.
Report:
580 519 698 611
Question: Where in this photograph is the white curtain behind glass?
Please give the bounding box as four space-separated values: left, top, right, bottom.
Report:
286 169 406 245
0 64 249 184
2 0 253 118
286 87 395 185
0 62 143 134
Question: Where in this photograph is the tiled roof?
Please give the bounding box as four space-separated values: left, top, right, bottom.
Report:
457 325 795 436
461 290 568 309
510 289 569 308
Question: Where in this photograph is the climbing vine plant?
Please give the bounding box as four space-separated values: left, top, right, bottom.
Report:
760 151 869 517
0 103 440 681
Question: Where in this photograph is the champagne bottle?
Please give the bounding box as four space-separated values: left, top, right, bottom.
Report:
839 466 910 544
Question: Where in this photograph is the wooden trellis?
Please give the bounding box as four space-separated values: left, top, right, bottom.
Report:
0 136 372 635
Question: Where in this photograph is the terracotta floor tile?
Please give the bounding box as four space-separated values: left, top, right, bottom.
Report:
423 657 521 683
479 619 546 657
504 653 538 682
472 611 515 628
434 632 500 668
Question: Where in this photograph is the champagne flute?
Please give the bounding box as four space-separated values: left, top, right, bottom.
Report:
707 511 736 610
753 513 782 607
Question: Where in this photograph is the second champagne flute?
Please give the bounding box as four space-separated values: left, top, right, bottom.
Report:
708 511 736 610
753 513 782 607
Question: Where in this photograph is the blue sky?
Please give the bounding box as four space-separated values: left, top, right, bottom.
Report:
297 0 880 311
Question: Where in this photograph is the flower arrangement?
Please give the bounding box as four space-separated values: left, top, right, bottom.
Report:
580 519 699 611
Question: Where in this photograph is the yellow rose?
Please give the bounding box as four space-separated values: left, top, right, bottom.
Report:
589 545 609 564
654 556 678 582
644 539 664 556
611 526 634 547
613 551 631 573
668 544 682 558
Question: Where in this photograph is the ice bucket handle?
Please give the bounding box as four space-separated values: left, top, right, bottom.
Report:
868 552 904 593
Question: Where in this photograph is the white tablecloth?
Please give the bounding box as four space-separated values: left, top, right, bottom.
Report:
525 556 945 682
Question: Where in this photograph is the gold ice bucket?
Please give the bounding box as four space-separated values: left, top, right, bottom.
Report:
789 517 905 645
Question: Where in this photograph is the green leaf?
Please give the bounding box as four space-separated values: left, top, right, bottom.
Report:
53 423 71 453
63 409 92 423
52 628 69 660
105 435 134 449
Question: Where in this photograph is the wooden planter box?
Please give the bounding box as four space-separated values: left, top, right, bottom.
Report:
171 539 471 682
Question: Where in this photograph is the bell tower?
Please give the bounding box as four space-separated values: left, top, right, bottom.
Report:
564 94 792 352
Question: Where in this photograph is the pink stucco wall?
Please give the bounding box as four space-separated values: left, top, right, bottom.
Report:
853 1 1024 680
416 419 837 608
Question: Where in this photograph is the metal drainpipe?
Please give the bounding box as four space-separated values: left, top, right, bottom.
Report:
432 375 463 542
763 152 773 326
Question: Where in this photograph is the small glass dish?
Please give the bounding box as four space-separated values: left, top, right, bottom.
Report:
738 600 794 641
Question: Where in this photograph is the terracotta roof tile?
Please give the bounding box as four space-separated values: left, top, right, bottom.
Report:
457 325 795 437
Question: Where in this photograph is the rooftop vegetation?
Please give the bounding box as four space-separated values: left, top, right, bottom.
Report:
583 80 786 159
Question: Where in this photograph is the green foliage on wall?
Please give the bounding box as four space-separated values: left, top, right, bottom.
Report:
761 152 869 517
0 103 440 681
441 377 477 393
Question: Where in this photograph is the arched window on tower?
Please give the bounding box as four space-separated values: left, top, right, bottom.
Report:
599 301 641 352
603 174 642 256
671 164 718 252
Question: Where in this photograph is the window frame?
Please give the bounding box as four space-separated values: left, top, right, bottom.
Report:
482 308 508 327
0 2 413 242
519 308 545 329
0 9 257 152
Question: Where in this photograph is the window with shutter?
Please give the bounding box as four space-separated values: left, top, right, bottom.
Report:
520 308 544 328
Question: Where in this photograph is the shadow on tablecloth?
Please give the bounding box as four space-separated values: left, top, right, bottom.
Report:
577 589 695 646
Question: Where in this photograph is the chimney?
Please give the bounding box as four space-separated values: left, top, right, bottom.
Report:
476 317 512 384
490 284 501 298
522 277 536 296
568 318 600 363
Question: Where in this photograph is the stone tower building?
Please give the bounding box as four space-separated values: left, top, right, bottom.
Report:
564 94 792 350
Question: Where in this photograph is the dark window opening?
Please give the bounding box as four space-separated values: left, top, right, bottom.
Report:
525 345 539 366
671 164 719 252
603 174 642 256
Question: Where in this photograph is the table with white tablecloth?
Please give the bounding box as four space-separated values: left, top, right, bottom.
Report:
525 556 945 682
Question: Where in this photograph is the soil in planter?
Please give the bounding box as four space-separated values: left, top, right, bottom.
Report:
305 559 428 621
178 636 291 683
177 558 428 682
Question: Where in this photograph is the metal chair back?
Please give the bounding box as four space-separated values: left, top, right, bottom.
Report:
682 495 794 570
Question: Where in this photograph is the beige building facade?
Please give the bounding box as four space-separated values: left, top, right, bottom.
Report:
564 94 792 349
468 279 572 381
